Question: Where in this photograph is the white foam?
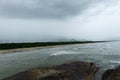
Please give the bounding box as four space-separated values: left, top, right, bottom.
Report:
110 60 120 64
50 51 79 56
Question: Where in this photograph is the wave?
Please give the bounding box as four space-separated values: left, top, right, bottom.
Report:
109 60 120 64
50 51 79 56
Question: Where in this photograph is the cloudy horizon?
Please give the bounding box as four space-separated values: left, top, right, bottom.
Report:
0 0 120 42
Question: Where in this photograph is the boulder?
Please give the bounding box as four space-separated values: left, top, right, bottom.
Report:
3 61 99 80
102 66 120 80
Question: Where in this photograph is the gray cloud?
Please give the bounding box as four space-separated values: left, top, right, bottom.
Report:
0 0 120 42
0 0 106 19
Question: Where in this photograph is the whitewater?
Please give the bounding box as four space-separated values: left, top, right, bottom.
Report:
0 41 120 80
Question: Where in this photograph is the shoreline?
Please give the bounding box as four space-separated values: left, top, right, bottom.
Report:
0 46 52 54
0 44 77 54
0 41 110 54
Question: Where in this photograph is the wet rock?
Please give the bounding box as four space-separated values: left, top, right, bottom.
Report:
3 61 99 80
102 66 120 80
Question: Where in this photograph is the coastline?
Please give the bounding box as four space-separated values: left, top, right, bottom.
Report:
0 44 75 54
0 41 109 54
0 46 50 54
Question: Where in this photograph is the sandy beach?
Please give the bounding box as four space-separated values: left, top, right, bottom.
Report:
0 43 81 54
0 41 107 54
0 45 71 54
0 46 49 54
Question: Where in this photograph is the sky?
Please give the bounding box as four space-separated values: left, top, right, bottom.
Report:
0 0 120 42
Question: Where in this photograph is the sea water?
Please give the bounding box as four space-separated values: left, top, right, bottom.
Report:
0 41 120 80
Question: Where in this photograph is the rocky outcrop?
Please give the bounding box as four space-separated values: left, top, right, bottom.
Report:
3 61 99 80
102 66 120 80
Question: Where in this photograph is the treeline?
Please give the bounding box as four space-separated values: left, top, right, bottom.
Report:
0 41 106 50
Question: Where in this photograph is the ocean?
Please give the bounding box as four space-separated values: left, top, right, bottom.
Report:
0 41 120 80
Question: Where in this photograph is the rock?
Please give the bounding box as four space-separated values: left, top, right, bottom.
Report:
3 61 99 80
102 66 120 80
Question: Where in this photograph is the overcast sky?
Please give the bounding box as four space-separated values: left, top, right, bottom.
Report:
0 0 120 42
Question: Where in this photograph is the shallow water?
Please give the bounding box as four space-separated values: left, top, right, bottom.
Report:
0 41 120 80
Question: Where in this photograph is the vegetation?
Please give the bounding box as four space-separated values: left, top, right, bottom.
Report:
0 41 106 50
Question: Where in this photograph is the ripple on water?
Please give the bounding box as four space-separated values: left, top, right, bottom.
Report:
0 41 120 80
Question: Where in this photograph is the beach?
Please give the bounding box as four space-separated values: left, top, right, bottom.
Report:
0 47 48 54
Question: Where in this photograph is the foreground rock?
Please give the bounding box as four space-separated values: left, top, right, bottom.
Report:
3 61 98 80
102 66 120 80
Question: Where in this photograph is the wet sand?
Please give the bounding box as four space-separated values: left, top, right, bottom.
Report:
0 44 73 54
0 46 49 54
